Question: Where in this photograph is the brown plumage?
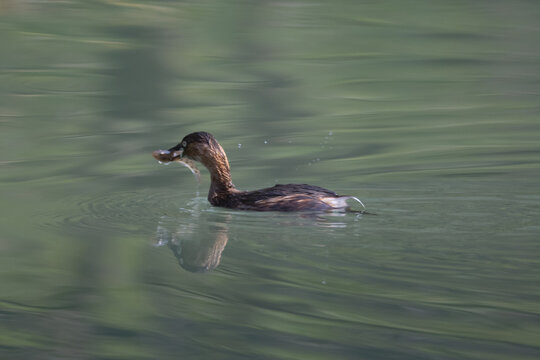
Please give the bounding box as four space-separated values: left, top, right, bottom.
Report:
152 132 364 212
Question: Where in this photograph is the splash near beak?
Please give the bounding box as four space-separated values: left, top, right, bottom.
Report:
152 148 201 183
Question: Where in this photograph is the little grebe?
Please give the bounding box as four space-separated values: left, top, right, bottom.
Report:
152 132 365 212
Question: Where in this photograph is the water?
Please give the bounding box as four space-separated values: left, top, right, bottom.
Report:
1 1 540 359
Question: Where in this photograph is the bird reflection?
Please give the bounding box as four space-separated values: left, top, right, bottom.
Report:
155 211 229 273
153 202 370 273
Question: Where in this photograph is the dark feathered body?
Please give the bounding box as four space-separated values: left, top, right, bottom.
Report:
153 132 360 212
215 184 342 211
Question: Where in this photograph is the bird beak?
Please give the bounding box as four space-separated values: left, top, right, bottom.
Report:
152 147 184 163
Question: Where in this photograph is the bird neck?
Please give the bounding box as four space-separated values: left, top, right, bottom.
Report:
200 144 236 202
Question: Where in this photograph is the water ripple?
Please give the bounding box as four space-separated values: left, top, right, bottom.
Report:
39 190 190 233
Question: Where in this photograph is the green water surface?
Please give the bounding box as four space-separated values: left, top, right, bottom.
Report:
1 1 540 359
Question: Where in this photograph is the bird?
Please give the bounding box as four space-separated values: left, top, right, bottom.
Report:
153 131 365 212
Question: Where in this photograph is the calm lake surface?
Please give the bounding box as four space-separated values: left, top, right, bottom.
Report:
1 1 540 359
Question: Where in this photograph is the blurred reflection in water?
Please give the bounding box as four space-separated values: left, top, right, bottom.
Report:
102 25 175 119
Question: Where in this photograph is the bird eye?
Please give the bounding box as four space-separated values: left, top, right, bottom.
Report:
182 141 187 147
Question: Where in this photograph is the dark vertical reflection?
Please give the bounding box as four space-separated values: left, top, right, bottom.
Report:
27 25 180 358
101 26 174 120
223 1 314 133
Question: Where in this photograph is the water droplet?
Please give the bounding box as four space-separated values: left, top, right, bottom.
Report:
238 143 242 149
321 280 326 285
328 131 333 136
264 140 268 144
